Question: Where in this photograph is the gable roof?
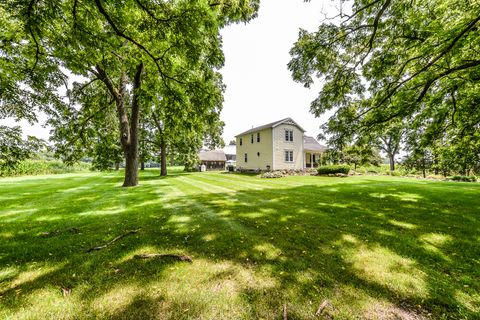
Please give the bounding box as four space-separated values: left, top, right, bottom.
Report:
303 136 328 152
198 150 227 162
235 117 306 137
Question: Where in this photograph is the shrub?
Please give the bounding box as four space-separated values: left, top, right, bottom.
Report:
0 160 90 177
450 175 477 182
385 170 402 176
260 171 284 178
317 165 351 175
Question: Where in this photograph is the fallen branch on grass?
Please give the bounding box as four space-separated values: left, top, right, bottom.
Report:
134 253 193 263
86 229 139 253
315 299 330 317
41 227 80 237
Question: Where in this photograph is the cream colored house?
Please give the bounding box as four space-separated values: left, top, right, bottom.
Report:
235 118 326 171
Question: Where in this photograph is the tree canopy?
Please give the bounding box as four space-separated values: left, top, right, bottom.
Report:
1 0 259 186
289 0 479 171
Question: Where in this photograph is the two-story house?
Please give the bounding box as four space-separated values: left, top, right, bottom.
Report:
235 118 326 171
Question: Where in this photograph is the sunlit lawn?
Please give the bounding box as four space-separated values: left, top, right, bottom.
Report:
0 169 479 319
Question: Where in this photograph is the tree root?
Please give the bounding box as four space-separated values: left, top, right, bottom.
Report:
86 229 139 253
40 227 80 237
134 253 192 263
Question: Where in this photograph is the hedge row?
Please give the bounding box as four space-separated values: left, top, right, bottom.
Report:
317 165 351 175
450 175 477 182
0 160 91 177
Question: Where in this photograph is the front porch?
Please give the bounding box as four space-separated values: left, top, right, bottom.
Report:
304 151 322 168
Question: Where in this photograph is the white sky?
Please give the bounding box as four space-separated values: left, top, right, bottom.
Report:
2 0 338 143
220 0 337 142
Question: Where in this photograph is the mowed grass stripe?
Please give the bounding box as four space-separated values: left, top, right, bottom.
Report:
174 176 238 194
188 173 265 191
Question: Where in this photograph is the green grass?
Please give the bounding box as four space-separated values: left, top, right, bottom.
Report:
0 169 479 319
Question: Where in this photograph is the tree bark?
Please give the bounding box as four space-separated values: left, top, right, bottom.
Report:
140 161 145 171
122 63 143 187
151 112 167 176
115 162 120 171
422 157 426 178
388 154 395 171
94 63 143 187
160 135 167 176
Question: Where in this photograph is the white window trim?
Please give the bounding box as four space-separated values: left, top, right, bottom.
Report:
284 129 294 142
284 150 294 163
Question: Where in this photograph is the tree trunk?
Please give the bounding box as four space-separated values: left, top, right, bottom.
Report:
422 157 426 178
388 154 395 171
140 161 145 171
160 136 167 176
123 145 139 186
94 63 143 187
115 162 120 171
122 63 143 187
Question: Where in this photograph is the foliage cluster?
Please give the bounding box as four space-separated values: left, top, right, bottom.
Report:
0 160 90 177
0 126 46 171
289 0 480 175
317 165 351 175
0 0 260 186
449 175 477 182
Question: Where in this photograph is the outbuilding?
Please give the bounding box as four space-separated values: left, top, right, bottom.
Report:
198 150 227 171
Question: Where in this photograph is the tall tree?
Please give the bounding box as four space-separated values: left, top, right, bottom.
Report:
2 0 259 186
289 0 480 154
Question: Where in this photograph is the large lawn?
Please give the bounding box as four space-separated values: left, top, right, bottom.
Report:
0 170 479 319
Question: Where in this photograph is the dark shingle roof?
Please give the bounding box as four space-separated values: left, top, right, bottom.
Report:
198 150 227 162
303 136 327 152
235 117 305 136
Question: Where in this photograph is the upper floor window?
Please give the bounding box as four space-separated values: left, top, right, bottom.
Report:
244 153 248 163
251 134 254 143
285 130 293 142
284 150 293 162
239 138 242 146
257 132 260 142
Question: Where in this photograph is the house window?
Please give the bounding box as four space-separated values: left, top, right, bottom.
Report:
284 150 293 162
285 130 293 142
257 152 260 156
244 153 248 163
251 134 254 143
257 132 260 142
239 138 242 146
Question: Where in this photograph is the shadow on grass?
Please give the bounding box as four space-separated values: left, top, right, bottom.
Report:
0 171 479 319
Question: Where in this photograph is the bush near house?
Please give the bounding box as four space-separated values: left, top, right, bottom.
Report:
450 175 477 182
317 165 351 175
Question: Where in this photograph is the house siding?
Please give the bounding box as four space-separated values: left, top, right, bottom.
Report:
236 128 273 170
272 124 304 170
